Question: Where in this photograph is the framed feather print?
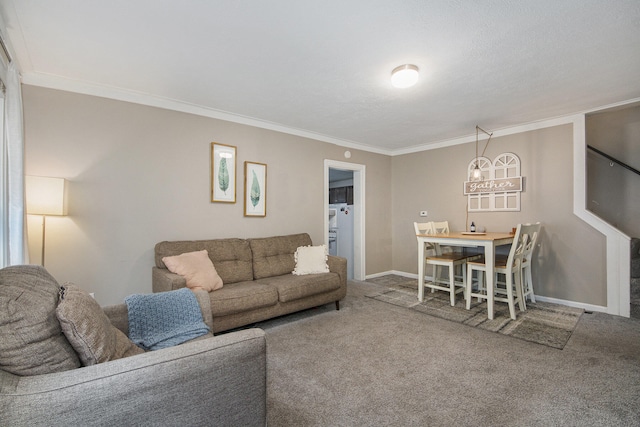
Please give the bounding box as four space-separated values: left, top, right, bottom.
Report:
244 161 267 217
211 143 236 203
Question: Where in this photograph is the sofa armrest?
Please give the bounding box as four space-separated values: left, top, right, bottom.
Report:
103 303 130 334
0 328 267 427
327 255 347 288
152 266 187 292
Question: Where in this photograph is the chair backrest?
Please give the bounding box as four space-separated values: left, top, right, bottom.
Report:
505 224 527 269
414 222 434 236
520 222 542 263
414 222 437 253
430 221 450 235
506 222 541 269
415 221 452 255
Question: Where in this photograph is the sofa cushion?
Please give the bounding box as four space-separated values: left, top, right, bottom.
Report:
162 250 223 292
0 265 81 376
257 273 341 303
155 238 253 284
209 281 278 317
292 245 330 275
56 284 145 365
249 233 312 279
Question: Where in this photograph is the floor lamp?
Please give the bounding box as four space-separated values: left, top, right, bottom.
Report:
25 176 67 267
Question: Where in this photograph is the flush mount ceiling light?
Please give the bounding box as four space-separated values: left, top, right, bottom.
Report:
391 64 419 88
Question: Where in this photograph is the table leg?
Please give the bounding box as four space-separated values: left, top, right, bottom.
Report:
418 240 424 302
485 242 495 320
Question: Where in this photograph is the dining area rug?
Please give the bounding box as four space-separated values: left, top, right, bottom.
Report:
365 275 583 350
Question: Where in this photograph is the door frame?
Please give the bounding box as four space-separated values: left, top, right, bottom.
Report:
324 159 365 280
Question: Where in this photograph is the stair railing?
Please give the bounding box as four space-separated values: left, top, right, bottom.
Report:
587 145 640 177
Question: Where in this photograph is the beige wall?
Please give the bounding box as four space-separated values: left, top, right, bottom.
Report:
23 86 392 305
392 125 607 306
23 85 608 308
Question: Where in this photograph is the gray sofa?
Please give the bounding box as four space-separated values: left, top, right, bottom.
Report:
0 265 266 427
153 233 347 333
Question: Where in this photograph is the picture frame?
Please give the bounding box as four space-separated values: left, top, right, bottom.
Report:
244 161 267 217
211 142 236 203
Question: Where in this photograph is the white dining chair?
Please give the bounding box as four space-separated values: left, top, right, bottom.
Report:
465 223 537 319
520 222 542 304
491 222 542 307
414 221 479 306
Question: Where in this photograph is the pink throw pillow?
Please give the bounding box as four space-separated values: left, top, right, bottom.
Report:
162 250 223 292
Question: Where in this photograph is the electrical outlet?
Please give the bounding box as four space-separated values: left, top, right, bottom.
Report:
419 211 428 217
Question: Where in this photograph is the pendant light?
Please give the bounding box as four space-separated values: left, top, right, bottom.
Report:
470 125 493 181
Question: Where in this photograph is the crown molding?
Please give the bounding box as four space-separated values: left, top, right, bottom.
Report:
21 71 640 158
21 71 393 156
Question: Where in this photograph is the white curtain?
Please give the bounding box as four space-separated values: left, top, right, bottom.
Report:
0 61 28 267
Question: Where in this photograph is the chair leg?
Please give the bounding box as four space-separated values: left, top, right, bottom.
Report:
505 273 516 320
449 265 456 306
515 270 526 311
432 265 438 292
466 264 473 310
418 261 426 301
525 266 536 303
461 262 468 301
335 301 340 310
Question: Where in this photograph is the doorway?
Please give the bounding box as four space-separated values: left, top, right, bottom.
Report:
324 160 365 280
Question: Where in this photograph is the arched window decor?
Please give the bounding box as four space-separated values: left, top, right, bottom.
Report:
464 152 522 212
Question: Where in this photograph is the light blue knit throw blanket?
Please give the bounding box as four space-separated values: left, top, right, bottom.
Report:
125 288 210 351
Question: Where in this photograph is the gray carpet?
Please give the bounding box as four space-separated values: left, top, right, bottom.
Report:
366 275 583 349
255 278 640 426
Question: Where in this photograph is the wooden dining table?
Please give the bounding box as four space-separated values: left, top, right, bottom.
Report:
416 231 515 320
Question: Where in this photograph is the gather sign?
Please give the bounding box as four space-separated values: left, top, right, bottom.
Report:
464 177 522 195
466 152 523 211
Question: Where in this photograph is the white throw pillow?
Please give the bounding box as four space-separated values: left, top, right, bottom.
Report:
292 245 330 275
162 250 223 292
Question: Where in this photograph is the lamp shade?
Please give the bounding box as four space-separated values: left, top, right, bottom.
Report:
26 176 67 216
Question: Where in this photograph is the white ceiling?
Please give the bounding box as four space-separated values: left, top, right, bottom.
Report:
1 1 639 155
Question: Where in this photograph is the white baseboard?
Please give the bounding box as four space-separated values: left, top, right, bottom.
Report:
366 271 608 313
534 295 607 313
365 270 416 279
